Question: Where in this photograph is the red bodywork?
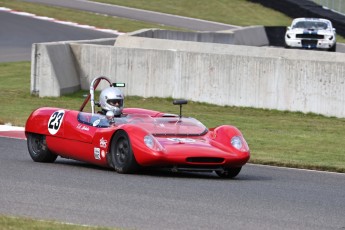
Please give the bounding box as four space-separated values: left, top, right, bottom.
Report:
25 107 250 170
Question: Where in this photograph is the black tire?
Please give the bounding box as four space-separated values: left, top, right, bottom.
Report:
27 133 57 163
111 130 139 174
216 167 242 179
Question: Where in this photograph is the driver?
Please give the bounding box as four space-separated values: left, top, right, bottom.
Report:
98 86 124 117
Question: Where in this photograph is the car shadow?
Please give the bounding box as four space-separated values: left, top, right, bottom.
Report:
54 158 270 181
55 158 113 171
137 168 272 181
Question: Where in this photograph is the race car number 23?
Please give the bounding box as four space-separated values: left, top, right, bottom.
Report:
48 110 65 135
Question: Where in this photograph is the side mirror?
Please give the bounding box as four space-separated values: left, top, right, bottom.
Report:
173 99 188 105
173 99 188 118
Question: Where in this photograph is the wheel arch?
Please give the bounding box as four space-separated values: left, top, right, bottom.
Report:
109 128 141 173
210 125 250 154
26 132 58 163
108 125 155 167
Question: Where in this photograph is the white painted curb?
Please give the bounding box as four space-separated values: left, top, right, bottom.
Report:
0 125 25 132
0 7 123 35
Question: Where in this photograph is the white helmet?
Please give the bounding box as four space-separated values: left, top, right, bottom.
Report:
99 87 124 116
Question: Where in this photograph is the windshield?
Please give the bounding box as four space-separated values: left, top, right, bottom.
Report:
149 117 208 136
77 113 208 136
292 20 329 30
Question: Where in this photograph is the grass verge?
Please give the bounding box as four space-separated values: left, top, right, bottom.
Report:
92 0 292 26
0 215 115 230
0 0 183 32
1 62 345 173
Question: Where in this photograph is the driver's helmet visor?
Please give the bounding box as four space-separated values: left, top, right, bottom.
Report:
107 99 123 107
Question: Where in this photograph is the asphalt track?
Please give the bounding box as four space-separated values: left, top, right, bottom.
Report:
1 1 345 229
1 136 345 229
0 10 117 62
2 0 237 62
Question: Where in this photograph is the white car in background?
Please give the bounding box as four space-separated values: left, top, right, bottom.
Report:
285 18 336 51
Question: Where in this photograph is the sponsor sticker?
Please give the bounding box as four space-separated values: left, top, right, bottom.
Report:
94 147 101 160
100 137 107 148
77 124 89 131
48 110 65 135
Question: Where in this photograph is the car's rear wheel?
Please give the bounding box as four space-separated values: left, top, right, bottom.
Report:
27 133 57 163
111 130 139 174
216 167 242 178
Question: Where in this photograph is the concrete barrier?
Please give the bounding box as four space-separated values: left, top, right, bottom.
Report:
31 38 116 96
127 26 269 46
31 42 79 97
230 26 269 46
31 30 345 118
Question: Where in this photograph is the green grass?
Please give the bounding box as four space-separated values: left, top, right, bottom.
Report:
0 0 183 32
0 215 115 230
1 62 345 173
92 0 292 26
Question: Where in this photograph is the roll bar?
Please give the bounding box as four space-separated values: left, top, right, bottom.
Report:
79 76 112 114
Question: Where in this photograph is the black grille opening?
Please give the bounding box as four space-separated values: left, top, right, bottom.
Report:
296 34 324 39
302 40 318 46
186 157 224 163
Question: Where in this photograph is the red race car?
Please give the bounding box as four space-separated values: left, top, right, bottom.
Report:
25 76 250 178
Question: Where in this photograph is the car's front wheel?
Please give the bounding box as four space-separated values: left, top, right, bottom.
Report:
216 167 242 178
111 130 139 174
27 133 57 162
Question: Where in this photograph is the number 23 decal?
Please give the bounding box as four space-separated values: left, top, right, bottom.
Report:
48 110 65 135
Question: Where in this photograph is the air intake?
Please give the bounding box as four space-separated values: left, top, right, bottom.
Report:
296 34 324 39
186 157 224 163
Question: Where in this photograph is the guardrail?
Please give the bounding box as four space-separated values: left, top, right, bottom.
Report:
311 0 345 15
